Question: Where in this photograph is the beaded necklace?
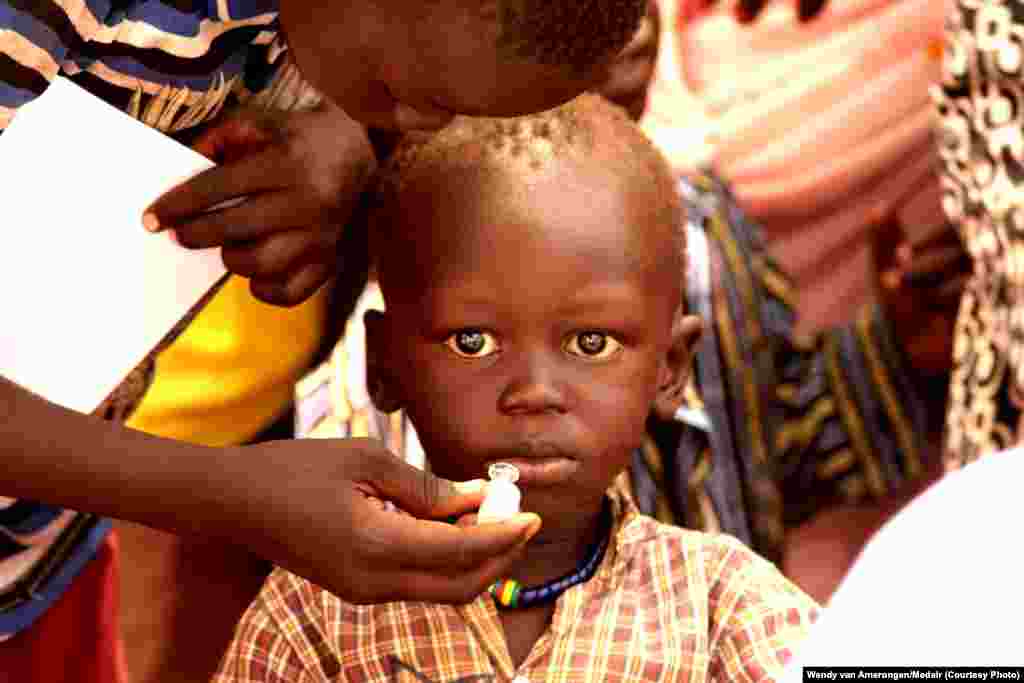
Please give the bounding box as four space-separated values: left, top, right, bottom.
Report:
488 500 612 610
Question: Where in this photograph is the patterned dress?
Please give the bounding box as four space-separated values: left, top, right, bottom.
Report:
934 0 1024 467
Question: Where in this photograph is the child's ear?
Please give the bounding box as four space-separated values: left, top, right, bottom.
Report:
652 312 702 421
363 309 404 414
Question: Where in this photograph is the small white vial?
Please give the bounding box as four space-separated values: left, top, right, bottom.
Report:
476 463 521 524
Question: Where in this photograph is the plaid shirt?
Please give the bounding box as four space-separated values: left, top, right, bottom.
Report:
215 490 819 683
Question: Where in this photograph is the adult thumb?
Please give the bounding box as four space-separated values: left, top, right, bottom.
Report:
358 444 490 520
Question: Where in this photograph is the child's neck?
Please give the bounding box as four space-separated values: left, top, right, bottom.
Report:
495 500 609 670
504 502 607 588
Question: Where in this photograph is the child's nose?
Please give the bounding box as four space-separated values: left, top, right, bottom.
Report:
498 352 568 415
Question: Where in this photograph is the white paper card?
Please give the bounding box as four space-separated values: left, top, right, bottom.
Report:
0 77 226 414
784 450 1024 672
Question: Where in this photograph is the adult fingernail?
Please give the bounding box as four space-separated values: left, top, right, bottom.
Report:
142 212 162 233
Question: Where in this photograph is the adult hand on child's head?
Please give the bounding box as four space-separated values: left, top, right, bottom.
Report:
145 101 377 307
595 0 660 121
874 218 969 379
243 438 541 605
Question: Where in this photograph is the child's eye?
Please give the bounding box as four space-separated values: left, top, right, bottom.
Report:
564 331 622 360
445 330 499 358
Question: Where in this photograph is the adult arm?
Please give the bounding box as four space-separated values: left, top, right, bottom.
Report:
0 377 540 605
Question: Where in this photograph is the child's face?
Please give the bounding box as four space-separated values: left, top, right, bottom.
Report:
369 154 695 520
281 0 603 131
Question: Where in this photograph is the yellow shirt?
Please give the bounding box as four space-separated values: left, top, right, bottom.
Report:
127 277 326 446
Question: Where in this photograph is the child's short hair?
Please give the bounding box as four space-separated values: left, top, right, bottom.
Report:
368 93 684 272
497 0 648 75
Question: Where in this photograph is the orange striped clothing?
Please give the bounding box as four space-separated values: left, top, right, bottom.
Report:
215 490 819 683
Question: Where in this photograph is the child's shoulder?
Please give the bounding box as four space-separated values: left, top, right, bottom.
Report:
624 514 818 613
629 512 772 567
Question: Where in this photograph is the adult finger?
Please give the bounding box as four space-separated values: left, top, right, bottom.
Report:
454 512 480 528
873 215 906 255
362 509 541 571
345 537 529 605
901 215 962 252
249 261 332 307
905 221 960 250
902 247 971 285
170 191 325 249
377 551 529 605
222 229 321 279
146 147 297 227
937 274 970 305
353 448 493 520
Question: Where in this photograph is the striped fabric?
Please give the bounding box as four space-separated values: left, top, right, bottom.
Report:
645 173 940 562
214 489 820 683
0 0 287 132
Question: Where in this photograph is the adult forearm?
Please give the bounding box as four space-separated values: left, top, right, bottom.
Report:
0 376 244 537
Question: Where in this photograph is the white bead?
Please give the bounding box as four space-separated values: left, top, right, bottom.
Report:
512 677 530 683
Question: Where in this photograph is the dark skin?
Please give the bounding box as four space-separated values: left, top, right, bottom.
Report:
4 4 641 682
130 9 647 680
597 0 661 120
0 379 542 605
146 0 608 306
3 0 644 672
366 148 701 667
